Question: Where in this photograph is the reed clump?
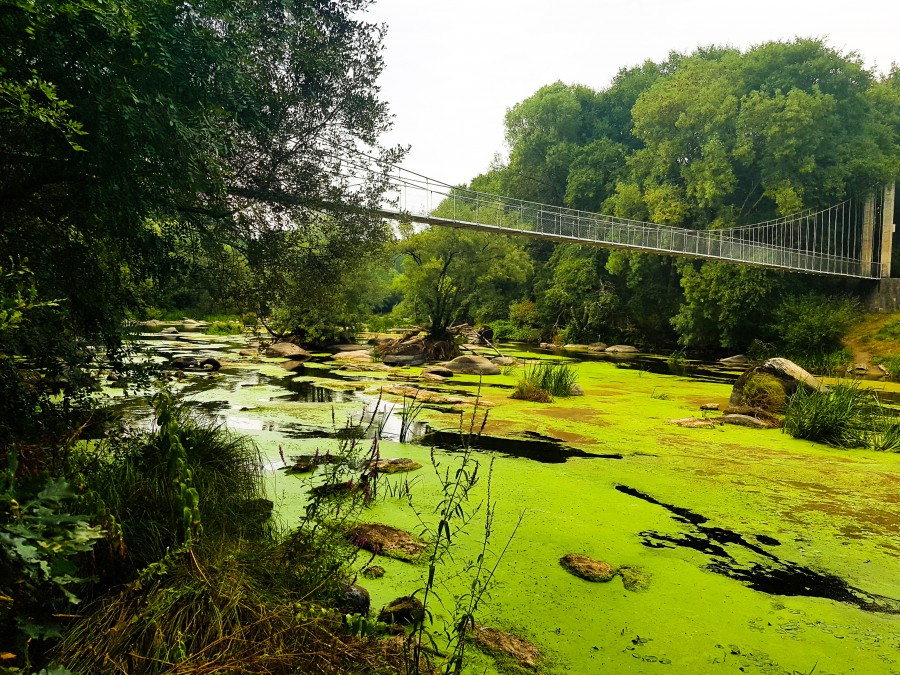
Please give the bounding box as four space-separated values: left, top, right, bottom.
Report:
510 361 578 402
783 382 900 451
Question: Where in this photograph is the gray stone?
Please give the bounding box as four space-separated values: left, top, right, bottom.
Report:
490 356 517 367
281 359 306 372
440 355 500 375
264 342 310 359
719 354 750 365
160 327 179 335
721 414 771 429
200 357 221 371
383 353 426 366
700 403 720 411
729 357 823 408
605 345 639 354
423 365 454 377
571 384 585 396
338 584 370 615
332 349 371 363
328 343 365 353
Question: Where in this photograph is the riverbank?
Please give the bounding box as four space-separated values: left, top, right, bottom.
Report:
117 330 900 674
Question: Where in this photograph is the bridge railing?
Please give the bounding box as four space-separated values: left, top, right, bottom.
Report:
390 181 879 278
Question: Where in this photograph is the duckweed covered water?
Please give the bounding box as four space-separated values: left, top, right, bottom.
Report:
118 333 900 674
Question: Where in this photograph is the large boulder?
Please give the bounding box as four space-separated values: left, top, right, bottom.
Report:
264 342 310 359
729 357 823 408
440 355 500 376
605 345 639 354
337 584 370 615
328 343 365 353
490 356 517 367
332 349 372 363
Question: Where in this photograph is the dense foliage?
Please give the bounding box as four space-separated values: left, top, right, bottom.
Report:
390 40 898 355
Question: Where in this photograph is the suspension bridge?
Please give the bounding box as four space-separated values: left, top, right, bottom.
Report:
331 154 896 280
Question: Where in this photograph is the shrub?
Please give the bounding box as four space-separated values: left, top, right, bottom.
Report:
206 320 243 335
772 294 860 358
86 396 268 573
783 382 875 447
741 373 787 412
510 361 578 402
510 380 552 402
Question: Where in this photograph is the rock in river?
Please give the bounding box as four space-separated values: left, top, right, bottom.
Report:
365 457 422 474
440 355 500 375
729 357 822 407
605 345 639 354
474 626 542 670
559 553 616 582
378 596 424 625
346 523 427 561
264 341 310 359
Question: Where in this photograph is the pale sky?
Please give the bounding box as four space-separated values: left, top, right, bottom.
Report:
364 0 899 211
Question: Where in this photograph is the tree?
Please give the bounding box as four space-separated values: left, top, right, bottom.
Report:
0 0 399 346
394 226 532 340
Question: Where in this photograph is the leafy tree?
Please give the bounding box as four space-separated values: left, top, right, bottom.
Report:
1 0 398 347
394 225 531 340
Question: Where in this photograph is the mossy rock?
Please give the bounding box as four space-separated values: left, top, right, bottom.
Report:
474 625 542 671
377 595 423 625
362 565 386 579
740 373 787 412
365 458 422 474
618 565 652 592
559 554 615 582
346 523 428 562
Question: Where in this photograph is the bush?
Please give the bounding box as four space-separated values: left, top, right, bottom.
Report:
86 396 268 573
783 383 875 447
510 361 578 402
206 320 243 335
741 374 787 412
772 294 860 358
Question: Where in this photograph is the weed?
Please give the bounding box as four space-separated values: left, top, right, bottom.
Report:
510 360 578 402
783 382 874 447
650 387 669 400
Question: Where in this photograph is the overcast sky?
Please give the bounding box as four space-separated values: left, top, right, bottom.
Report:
363 0 899 211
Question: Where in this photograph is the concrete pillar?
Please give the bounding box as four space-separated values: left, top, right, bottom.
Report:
880 182 896 278
861 193 875 275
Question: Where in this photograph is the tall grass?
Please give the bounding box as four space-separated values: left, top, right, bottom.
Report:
54 543 406 675
511 360 578 402
86 398 268 573
782 382 900 449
